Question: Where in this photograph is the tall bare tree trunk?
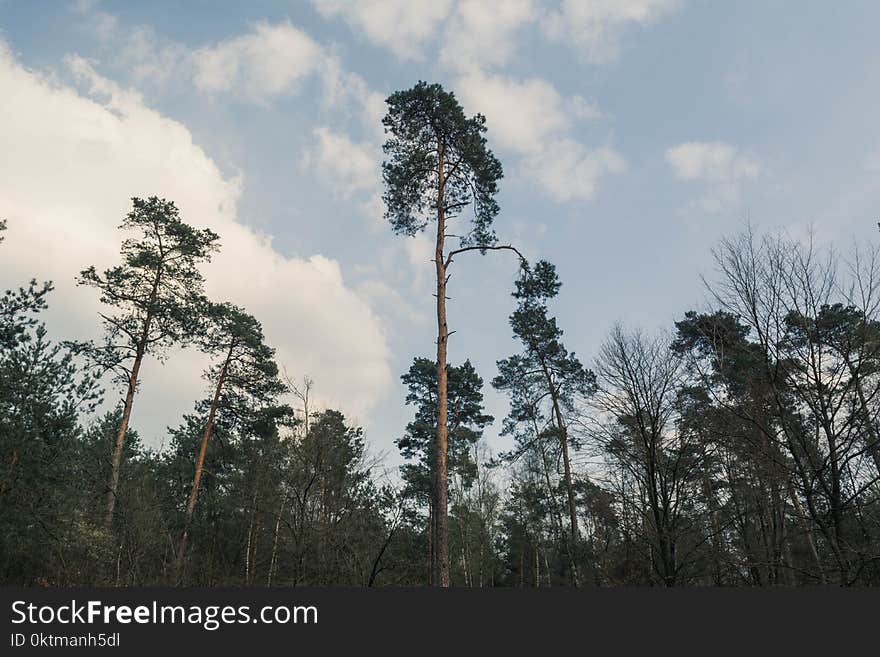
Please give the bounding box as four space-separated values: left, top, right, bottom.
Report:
534 415 563 544
547 376 580 587
105 271 160 527
245 489 259 585
427 502 434 586
268 496 286 586
174 341 233 581
535 547 540 587
105 343 145 527
433 140 450 587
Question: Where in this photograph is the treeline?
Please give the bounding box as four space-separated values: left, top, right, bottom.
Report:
2 82 879 587
4 206 880 588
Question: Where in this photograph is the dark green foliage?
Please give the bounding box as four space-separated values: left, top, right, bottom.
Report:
383 81 502 246
493 260 596 585
195 301 287 422
3 193 880 587
78 196 220 378
495 261 596 452
396 357 493 505
0 226 103 584
1 221 52 351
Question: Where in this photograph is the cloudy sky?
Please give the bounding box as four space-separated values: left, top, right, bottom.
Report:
2 1 880 465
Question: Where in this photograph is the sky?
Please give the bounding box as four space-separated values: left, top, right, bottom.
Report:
2 0 880 470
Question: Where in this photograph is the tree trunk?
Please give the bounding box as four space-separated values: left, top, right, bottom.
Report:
848 360 880 478
433 140 450 587
174 341 234 581
268 496 286 586
787 479 826 583
104 343 145 527
547 377 580 587
245 489 259 585
535 546 540 588
699 465 723 585
105 268 161 527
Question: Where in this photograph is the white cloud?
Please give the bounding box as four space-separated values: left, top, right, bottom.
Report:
302 127 384 223
439 0 537 72
193 21 324 100
455 71 622 201
311 0 454 61
0 42 391 443
76 9 382 120
456 72 572 153
71 4 190 89
319 57 387 135
189 20 385 148
543 0 681 62
666 141 761 182
666 141 762 212
119 19 387 230
523 141 625 202
356 279 428 327
304 127 378 198
311 0 680 67
119 27 190 87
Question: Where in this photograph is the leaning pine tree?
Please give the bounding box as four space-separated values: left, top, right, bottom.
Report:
79 197 219 526
174 301 286 581
493 261 597 586
382 81 522 586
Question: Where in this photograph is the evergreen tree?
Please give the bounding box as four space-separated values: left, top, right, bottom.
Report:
383 82 519 585
0 222 101 584
396 357 493 582
175 301 287 579
494 260 596 585
78 196 219 525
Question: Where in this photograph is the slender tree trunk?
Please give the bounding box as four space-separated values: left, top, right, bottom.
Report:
787 479 826 583
105 268 161 527
699 464 723 585
245 489 259 585
245 514 254 585
547 380 580 587
427 501 434 586
535 546 540 588
105 341 146 527
849 361 880 477
433 140 450 587
174 341 234 581
534 414 563 544
268 496 286 587
519 548 524 588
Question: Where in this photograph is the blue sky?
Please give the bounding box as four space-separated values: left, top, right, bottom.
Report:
2 0 880 468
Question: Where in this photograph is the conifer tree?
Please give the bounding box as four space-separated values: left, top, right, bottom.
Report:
175 301 286 580
383 81 520 585
79 197 219 525
494 260 596 585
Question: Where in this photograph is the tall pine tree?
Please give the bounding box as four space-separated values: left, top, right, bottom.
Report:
382 81 520 585
79 197 219 525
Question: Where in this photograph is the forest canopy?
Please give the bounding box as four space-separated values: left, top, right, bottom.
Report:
1 83 879 587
